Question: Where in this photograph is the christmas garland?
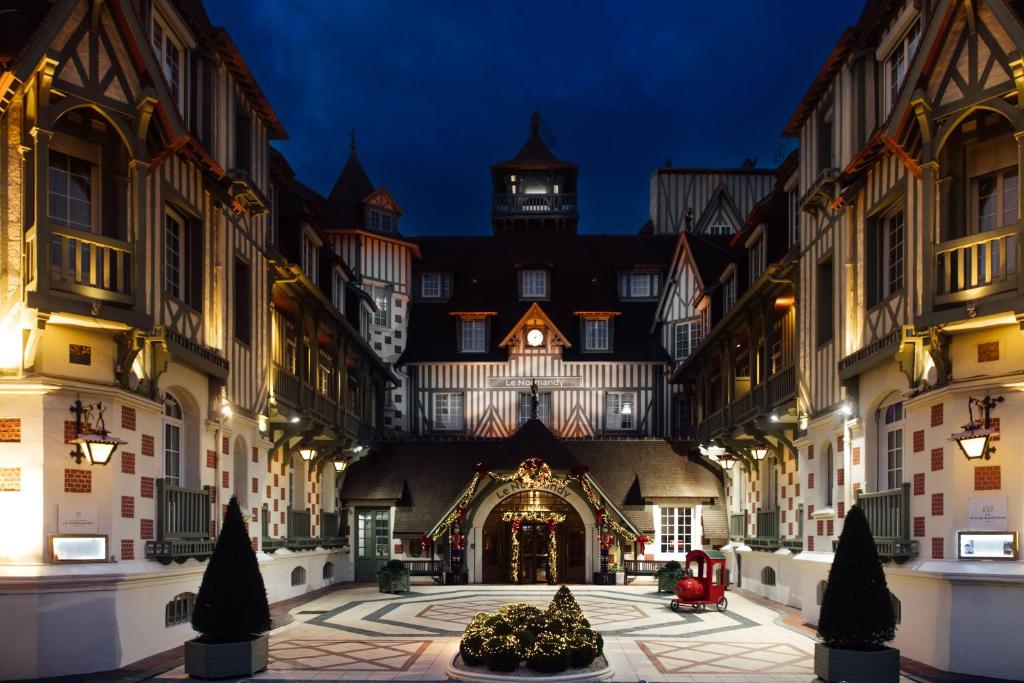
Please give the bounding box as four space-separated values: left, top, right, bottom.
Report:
502 511 566 584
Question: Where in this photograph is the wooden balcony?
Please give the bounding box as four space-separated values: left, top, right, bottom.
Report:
261 505 286 552
313 393 338 424
286 506 320 550
729 512 747 541
493 192 577 215
855 484 915 562
274 366 301 407
145 481 215 563
26 226 133 304
319 510 346 548
935 225 1019 306
747 509 780 551
766 365 796 407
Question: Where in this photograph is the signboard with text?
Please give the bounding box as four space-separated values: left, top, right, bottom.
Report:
485 376 583 389
957 531 1018 560
968 497 1008 531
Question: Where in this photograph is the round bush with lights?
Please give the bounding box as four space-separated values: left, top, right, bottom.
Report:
452 586 609 679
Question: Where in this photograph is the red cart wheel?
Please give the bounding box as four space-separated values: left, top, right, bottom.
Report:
670 600 679 611
716 597 728 612
699 603 707 612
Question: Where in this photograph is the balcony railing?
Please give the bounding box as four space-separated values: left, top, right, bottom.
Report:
766 365 796 407
320 511 346 548
700 406 729 441
145 480 215 563
748 509 780 551
286 506 319 549
261 505 285 552
781 504 804 552
314 393 338 424
855 484 915 562
274 366 301 407
40 227 133 304
493 192 577 215
729 512 747 541
935 225 1018 306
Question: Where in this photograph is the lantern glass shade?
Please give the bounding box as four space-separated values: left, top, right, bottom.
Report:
73 433 125 466
720 456 736 471
333 459 348 472
298 446 316 462
750 445 770 461
953 428 993 460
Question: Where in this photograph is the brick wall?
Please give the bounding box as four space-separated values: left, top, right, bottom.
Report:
974 466 1001 491
64 468 92 493
0 418 21 442
121 406 136 431
0 467 21 491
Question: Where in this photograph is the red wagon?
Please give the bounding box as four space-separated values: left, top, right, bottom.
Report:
669 549 728 612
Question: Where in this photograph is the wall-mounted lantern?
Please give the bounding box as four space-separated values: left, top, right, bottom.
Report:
951 395 1003 461
332 459 348 473
749 441 770 462
297 445 317 462
69 399 126 466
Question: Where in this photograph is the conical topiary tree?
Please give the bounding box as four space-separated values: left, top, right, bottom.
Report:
191 496 271 643
817 504 896 650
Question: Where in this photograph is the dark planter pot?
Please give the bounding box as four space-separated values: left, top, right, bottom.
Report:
814 642 900 683
379 570 410 593
657 571 683 593
444 571 467 585
593 571 617 585
184 634 268 679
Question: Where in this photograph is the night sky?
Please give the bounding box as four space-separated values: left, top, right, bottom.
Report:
205 1 864 236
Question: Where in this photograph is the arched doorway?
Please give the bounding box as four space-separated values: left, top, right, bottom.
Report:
481 491 585 584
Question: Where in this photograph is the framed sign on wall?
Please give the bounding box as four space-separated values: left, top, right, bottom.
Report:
48 534 109 563
957 531 1018 560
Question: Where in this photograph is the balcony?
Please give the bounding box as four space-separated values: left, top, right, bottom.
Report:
274 366 301 407
854 484 916 563
26 226 133 304
934 225 1018 306
319 510 347 548
286 506 320 550
493 192 577 215
145 481 215 563
747 509 780 551
729 512 747 541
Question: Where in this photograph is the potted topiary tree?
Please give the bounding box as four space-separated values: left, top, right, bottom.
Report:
186 496 271 679
378 559 410 593
815 504 899 683
655 560 684 593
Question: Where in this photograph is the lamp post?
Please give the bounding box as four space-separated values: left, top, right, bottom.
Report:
69 399 126 466
951 395 1003 461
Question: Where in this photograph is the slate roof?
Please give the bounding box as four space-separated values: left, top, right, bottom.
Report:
0 0 52 62
322 147 375 231
399 231 677 364
341 422 725 539
493 112 575 169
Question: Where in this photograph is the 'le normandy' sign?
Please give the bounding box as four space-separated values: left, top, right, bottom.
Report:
486 376 583 389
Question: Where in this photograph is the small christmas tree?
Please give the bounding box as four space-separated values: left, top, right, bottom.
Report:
191 496 271 643
817 504 896 650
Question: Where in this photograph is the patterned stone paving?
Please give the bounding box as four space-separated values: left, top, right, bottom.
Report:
637 640 813 675
269 638 432 672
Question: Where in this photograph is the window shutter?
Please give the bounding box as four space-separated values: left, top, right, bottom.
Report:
618 273 629 297
186 217 204 311
968 136 1017 177
442 272 452 298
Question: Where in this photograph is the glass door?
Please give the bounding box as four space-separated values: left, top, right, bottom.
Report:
355 508 390 581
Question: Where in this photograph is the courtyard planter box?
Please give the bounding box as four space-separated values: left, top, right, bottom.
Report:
813 642 900 683
657 570 683 593
184 634 268 679
444 571 468 585
592 571 617 585
379 570 410 593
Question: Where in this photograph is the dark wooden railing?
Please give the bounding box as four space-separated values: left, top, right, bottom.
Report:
856 483 915 562
731 390 755 423
749 509 780 551
47 227 133 304
493 192 577 214
624 559 669 582
781 504 804 551
261 505 285 551
274 366 301 406
405 560 443 582
145 480 215 563
729 512 747 541
766 364 796 406
935 225 1018 305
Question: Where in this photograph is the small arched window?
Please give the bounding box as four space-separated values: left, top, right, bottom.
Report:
163 394 184 486
761 566 777 587
291 566 306 586
891 592 901 624
323 561 334 580
816 579 828 606
165 592 196 627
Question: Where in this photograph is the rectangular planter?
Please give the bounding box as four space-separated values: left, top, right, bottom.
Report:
444 571 467 585
592 571 617 585
814 642 900 683
184 633 268 679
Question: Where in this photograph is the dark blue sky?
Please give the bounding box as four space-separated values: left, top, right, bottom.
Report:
205 1 863 236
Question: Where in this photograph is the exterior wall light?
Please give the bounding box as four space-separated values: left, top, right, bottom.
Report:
297 445 317 462
333 459 348 473
69 399 126 466
839 401 853 417
951 395 1003 461
719 455 737 471
749 442 770 461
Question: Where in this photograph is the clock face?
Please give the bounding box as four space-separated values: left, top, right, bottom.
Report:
526 328 545 347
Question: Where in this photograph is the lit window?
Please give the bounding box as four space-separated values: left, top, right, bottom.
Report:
518 391 551 426
521 270 548 298
882 401 904 490
460 319 486 352
366 285 390 327
619 271 660 299
301 231 320 285
659 507 692 554
163 394 183 486
332 268 346 313
673 320 701 360
605 392 635 431
887 21 920 111
434 392 464 431
584 318 610 351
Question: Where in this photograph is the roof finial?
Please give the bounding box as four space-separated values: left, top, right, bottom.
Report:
530 108 540 136
349 129 356 157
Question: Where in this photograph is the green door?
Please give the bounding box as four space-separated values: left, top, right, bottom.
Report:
355 509 391 581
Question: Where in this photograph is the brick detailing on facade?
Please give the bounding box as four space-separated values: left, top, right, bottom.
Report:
207 450 216 469
974 466 1001 491
64 420 78 444
64 468 92 493
121 406 136 431
852 446 861 466
252 446 259 463
991 417 1000 441
121 495 135 518
826 519 834 536
837 435 844 453
222 471 229 488
807 536 814 551
141 434 154 457
914 516 925 537
913 430 925 453
807 445 813 460
837 501 845 518
931 493 944 516
0 418 21 442
932 537 944 559
816 520 824 535
930 403 943 427
121 539 134 560
121 451 136 475
931 447 944 471
836 468 844 486
914 472 925 495
977 340 999 362
222 436 229 454
0 467 21 491
252 477 258 494
140 518 154 540
808 472 814 489
141 476 154 498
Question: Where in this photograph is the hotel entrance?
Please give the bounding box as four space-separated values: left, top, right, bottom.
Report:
480 491 586 583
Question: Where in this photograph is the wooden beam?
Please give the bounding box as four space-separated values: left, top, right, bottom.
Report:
881 135 922 179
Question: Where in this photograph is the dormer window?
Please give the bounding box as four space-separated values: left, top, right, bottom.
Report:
300 228 321 285
746 226 766 281
619 270 661 299
369 210 393 233
459 319 487 353
520 269 548 299
151 10 186 113
584 318 610 351
417 271 452 299
722 271 737 312
331 267 346 314
886 21 920 112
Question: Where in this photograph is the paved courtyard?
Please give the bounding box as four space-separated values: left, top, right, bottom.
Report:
156 582 906 682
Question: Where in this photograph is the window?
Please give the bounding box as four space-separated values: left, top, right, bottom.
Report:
816 256 834 345
367 285 390 327
165 592 196 627
284 334 297 374
369 210 393 233
317 350 332 395
584 318 610 351
619 271 661 298
749 235 766 281
163 394 183 486
434 392 465 431
332 268 346 314
290 566 306 586
886 21 920 111
420 271 452 299
673 320 701 360
233 257 251 345
301 230 319 285
164 208 202 309
723 274 737 312
519 391 551 426
323 561 335 580
165 211 183 300
869 209 905 306
706 223 732 236
233 96 251 173
605 392 635 431
659 507 692 554
762 457 778 510
460 319 486 353
881 401 904 490
817 102 834 171
824 444 834 508
151 13 184 111
48 150 95 233
971 169 1019 233
761 566 777 587
520 270 548 298
788 189 800 247
360 305 372 341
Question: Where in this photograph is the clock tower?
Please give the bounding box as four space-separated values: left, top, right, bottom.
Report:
491 112 579 233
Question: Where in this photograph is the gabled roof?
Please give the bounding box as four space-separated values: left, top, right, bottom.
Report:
691 184 746 235
492 111 576 169
322 142 375 231
497 302 572 349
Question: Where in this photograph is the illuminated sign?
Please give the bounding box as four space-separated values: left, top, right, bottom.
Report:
957 531 1018 560
486 377 583 389
49 534 109 563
